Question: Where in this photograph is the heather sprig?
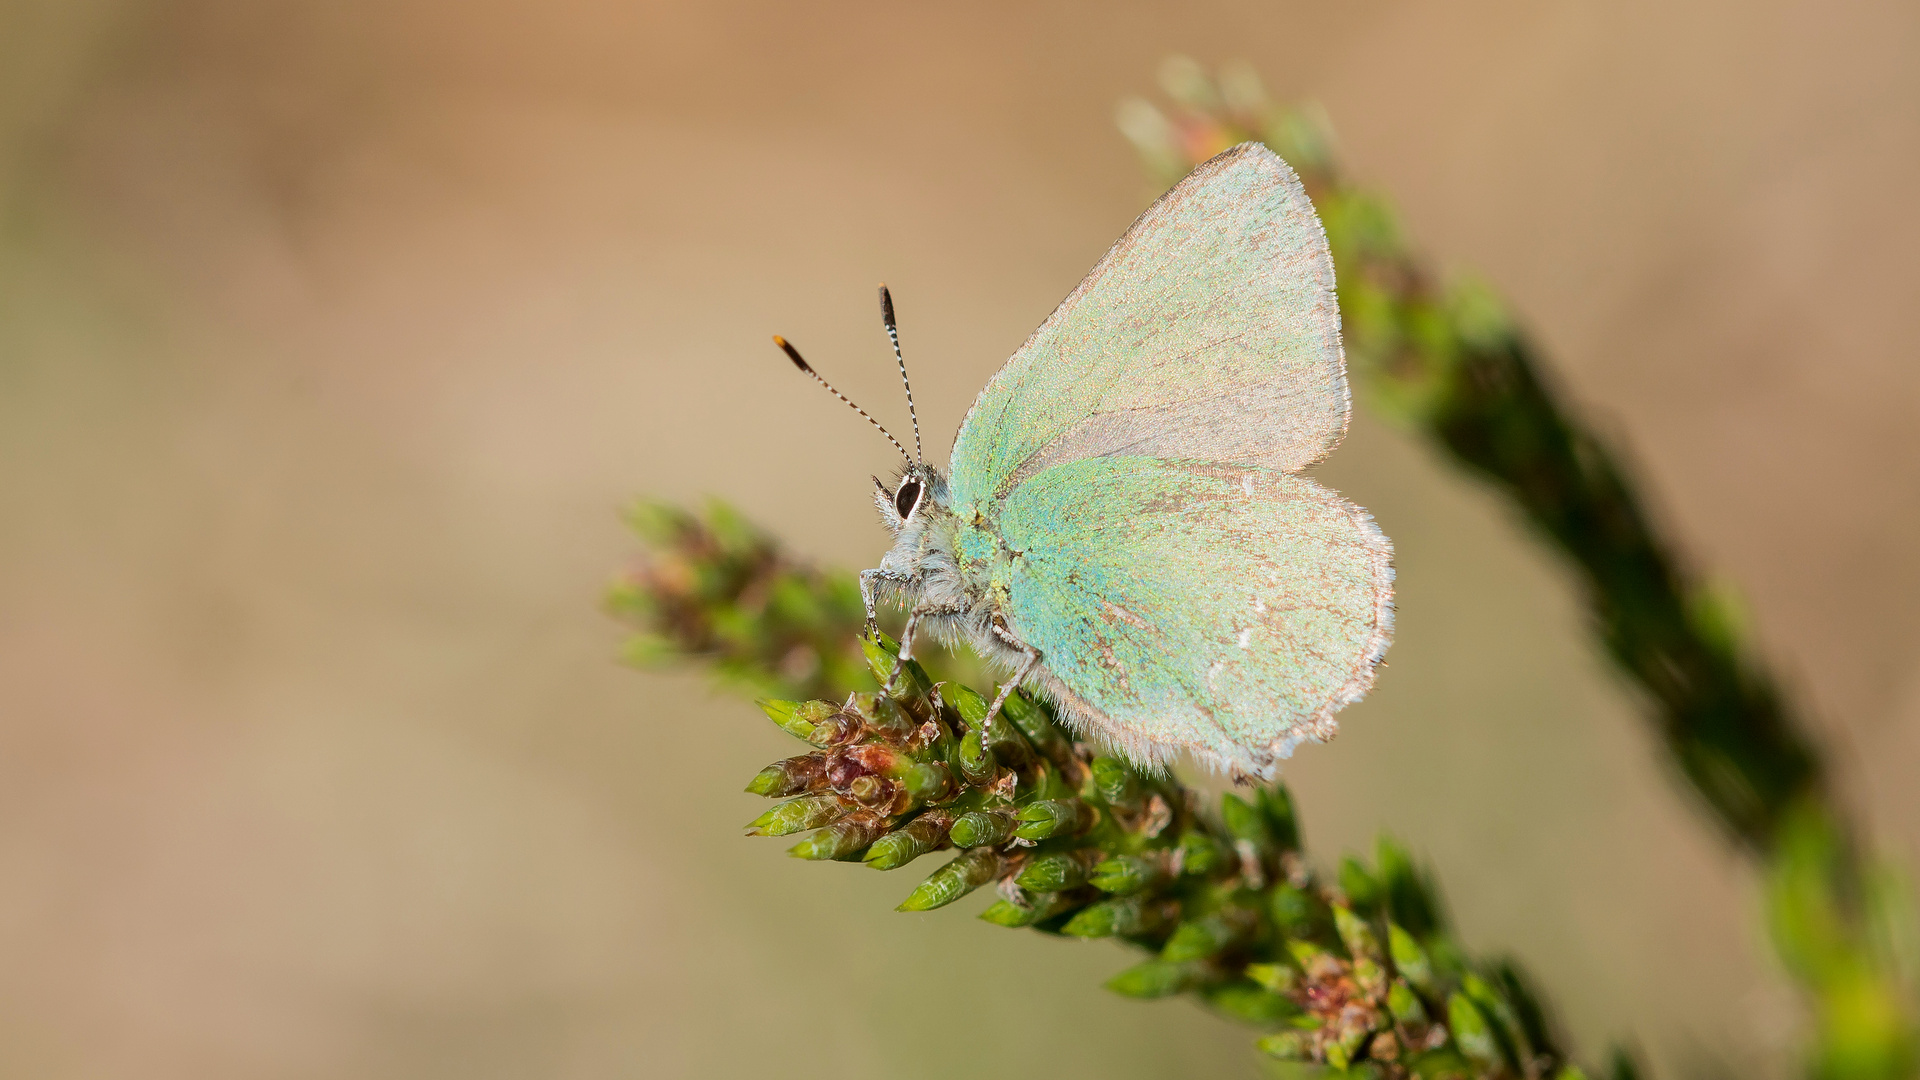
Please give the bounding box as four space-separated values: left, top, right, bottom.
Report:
616 499 1616 1078
606 498 872 701
748 630 1604 1080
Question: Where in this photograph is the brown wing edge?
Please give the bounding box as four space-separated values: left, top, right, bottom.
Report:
947 141 1350 476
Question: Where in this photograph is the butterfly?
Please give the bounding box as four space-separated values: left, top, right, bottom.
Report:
775 142 1393 779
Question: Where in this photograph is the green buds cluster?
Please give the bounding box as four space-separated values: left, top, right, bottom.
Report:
607 498 871 701
741 634 1592 1079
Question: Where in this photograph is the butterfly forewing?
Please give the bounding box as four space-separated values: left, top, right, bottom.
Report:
947 143 1348 511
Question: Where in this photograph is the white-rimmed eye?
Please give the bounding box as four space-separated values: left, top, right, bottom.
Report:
894 479 923 519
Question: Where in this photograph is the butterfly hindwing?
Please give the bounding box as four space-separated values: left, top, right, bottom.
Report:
994 456 1393 777
947 142 1347 511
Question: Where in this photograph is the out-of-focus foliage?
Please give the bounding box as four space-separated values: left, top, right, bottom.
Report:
607 499 871 701
1116 57 1917 1080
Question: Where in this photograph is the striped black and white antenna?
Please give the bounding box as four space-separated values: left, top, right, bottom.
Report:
772 334 913 464
877 284 922 465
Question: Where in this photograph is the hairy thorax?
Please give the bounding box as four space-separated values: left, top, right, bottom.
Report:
881 496 1018 665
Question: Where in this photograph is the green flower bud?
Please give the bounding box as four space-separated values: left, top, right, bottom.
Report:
1387 922 1435 995
1015 850 1093 891
1106 959 1197 999
1287 938 1342 979
1161 910 1248 962
860 634 931 699
1256 1031 1312 1061
758 698 836 742
1220 792 1273 850
1091 852 1171 895
1333 904 1385 966
897 849 1001 912
744 753 827 797
955 730 999 786
1245 962 1297 995
1179 830 1231 877
1339 855 1383 914
1324 1021 1369 1070
805 710 862 749
1089 756 1142 808
1270 882 1330 939
903 761 956 804
863 812 952 870
981 710 1035 768
745 795 849 837
998 691 1072 762
844 691 915 741
1259 785 1301 852
1204 981 1296 1025
1062 896 1172 938
949 809 1016 848
1387 978 1429 1027
1462 972 1528 1065
943 682 991 725
787 813 889 861
1449 992 1503 1070
1015 799 1096 841
979 890 1080 928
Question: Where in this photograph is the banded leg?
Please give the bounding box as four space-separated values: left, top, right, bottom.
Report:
885 601 970 694
858 567 918 637
984 619 1042 720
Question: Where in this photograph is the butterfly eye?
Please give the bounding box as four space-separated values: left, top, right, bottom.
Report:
895 480 923 519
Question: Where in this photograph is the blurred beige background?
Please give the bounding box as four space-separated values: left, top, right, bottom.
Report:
1 1 1917 1077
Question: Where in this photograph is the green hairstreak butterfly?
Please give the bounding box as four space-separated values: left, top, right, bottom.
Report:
775 142 1393 778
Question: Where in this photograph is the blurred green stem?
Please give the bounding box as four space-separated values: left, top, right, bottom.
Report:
1118 56 1913 1079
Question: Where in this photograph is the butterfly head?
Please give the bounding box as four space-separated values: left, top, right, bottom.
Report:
871 462 962 614
873 463 949 536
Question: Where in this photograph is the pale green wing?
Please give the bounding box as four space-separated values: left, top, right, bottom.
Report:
947 143 1346 511
995 456 1392 778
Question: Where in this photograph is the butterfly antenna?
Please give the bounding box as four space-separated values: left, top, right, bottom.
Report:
878 284 922 464
773 335 912 462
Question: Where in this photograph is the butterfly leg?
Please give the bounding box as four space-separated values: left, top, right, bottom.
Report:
883 601 970 695
858 567 918 638
984 620 1042 721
